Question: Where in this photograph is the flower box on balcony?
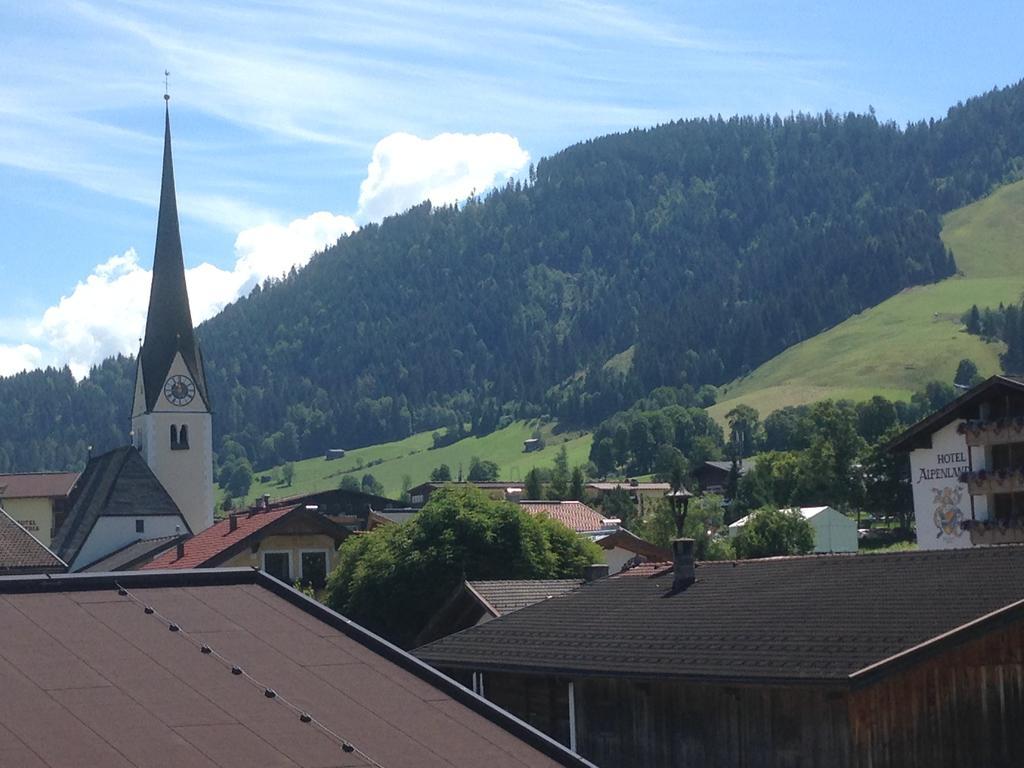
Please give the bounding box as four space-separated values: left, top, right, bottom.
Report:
957 418 1024 447
959 468 1024 495
962 518 1024 546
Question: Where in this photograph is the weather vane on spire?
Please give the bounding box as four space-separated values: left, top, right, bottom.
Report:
164 70 170 102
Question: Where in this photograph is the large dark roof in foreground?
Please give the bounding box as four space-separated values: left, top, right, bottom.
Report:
0 569 591 768
417 546 1024 685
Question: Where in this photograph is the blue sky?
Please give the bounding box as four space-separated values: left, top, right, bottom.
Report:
1 0 1021 376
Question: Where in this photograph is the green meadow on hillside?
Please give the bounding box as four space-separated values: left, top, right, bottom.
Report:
224 420 593 505
710 178 1024 424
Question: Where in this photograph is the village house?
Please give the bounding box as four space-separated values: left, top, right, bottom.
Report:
891 374 1024 549
593 527 672 572
0 506 66 575
692 457 757 495
519 500 620 537
417 539 1024 767
729 505 858 553
142 502 351 588
0 567 594 768
0 471 78 546
415 576 590 646
407 480 526 506
585 480 670 516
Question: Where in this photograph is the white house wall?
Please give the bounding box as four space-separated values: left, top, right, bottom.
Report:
909 420 986 550
70 514 188 571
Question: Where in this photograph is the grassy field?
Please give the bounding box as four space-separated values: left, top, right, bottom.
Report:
709 178 1024 424
225 420 593 505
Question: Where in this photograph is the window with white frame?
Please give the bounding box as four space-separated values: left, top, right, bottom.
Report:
300 550 328 589
262 551 291 583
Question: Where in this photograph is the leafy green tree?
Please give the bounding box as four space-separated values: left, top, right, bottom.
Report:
855 396 900 445
467 456 500 482
569 465 586 501
223 458 253 499
548 445 570 499
862 425 914 529
524 467 544 499
965 304 982 335
430 464 452 482
325 487 602 647
281 461 295 487
601 487 639 530
361 473 385 496
732 507 814 559
338 475 361 492
726 404 762 458
634 494 731 560
954 358 981 388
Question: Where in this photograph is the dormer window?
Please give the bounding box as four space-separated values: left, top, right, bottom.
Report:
170 424 190 450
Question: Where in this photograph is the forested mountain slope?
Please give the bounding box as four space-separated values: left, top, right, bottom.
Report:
710 175 1024 424
2 80 1024 473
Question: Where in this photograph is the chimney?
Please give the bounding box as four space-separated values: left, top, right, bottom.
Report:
583 563 609 582
262 494 271 510
175 540 185 560
229 514 238 532
671 538 696 591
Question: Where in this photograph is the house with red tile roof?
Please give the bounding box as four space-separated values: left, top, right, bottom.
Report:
518 500 620 536
0 567 594 767
0 470 78 547
143 503 350 588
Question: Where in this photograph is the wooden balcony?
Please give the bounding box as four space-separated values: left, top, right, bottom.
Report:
963 519 1024 546
958 419 1024 447
960 469 1024 496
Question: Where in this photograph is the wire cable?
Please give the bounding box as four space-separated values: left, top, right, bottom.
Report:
115 582 386 767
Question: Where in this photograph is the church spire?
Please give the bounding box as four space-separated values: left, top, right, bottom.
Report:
138 97 209 412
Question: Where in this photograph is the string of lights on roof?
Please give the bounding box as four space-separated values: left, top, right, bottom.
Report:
114 582 386 768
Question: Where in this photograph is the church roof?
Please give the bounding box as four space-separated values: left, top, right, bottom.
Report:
138 103 209 412
50 446 188 567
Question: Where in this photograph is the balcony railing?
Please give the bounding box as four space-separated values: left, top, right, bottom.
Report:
962 518 1024 546
958 419 1024 447
959 468 1024 495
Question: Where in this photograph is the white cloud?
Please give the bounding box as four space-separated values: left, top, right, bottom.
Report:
37 249 151 378
0 343 44 377
12 129 523 377
357 132 530 221
27 211 356 378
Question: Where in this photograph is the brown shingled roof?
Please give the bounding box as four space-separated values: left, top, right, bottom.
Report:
0 568 593 768
416 545 1024 685
467 579 585 617
0 507 65 574
0 471 78 499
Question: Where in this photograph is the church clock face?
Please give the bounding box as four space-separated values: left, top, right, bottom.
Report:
164 375 196 407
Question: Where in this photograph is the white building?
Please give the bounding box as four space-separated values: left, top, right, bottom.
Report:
729 506 858 553
892 375 1023 550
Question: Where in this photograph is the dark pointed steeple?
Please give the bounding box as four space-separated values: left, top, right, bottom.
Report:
139 101 209 411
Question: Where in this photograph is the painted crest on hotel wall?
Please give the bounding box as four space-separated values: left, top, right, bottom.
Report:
932 486 964 539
